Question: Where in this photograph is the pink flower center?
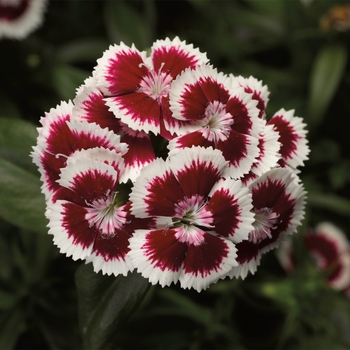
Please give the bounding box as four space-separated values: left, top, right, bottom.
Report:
200 101 233 143
85 191 127 236
249 207 279 243
173 195 213 245
138 63 173 102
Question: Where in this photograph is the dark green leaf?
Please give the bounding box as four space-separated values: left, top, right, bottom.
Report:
57 38 109 64
75 263 150 349
0 117 38 174
53 65 90 101
0 158 47 234
0 290 16 310
0 306 26 349
308 192 350 216
104 1 151 49
307 44 348 127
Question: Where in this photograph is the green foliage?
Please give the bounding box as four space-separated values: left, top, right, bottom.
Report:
1 0 350 348
75 265 150 349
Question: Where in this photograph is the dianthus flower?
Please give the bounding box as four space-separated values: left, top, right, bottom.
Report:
168 65 264 178
31 101 128 201
278 222 350 292
229 168 306 279
128 146 255 292
93 36 208 139
31 36 309 292
0 0 47 39
72 80 156 182
46 148 155 276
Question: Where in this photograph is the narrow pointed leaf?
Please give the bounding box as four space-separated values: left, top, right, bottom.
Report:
308 192 350 216
0 306 26 349
0 158 47 234
53 65 90 100
75 263 150 349
104 1 150 48
0 117 38 174
307 44 348 127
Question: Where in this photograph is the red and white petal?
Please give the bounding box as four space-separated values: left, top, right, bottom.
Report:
179 231 238 292
207 178 254 243
46 201 95 261
65 147 127 182
169 65 231 125
169 146 229 198
227 241 261 279
217 131 259 179
306 222 350 290
128 228 186 287
34 100 73 151
42 120 125 198
86 227 134 277
232 75 270 119
241 121 281 185
94 42 148 96
268 108 310 169
276 238 295 272
105 92 161 134
151 36 208 77
72 85 123 134
0 0 47 40
130 158 183 218
75 75 98 96
55 157 119 206
250 168 306 254
121 129 156 182
251 122 281 176
225 87 262 140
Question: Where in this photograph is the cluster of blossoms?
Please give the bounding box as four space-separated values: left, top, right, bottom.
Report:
32 37 309 292
278 222 350 296
0 0 47 40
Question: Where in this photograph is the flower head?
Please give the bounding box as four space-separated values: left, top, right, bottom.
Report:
229 168 306 279
0 0 47 39
168 65 264 178
31 36 309 292
278 222 350 292
128 146 255 291
31 101 127 200
46 149 155 276
72 83 156 182
93 37 208 139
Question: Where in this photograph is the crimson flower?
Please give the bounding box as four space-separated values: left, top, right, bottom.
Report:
93 37 208 139
128 146 255 292
46 148 155 276
168 65 264 179
229 168 306 279
0 0 47 39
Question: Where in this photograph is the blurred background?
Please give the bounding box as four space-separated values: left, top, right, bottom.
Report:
1 0 350 348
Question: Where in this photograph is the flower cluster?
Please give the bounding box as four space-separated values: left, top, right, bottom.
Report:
0 0 47 40
278 222 350 296
32 37 309 292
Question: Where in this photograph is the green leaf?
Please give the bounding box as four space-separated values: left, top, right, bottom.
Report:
308 192 350 216
0 290 16 310
307 44 348 127
75 263 150 349
104 1 151 49
0 117 38 174
53 65 90 101
0 158 47 234
57 38 109 64
0 306 26 349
